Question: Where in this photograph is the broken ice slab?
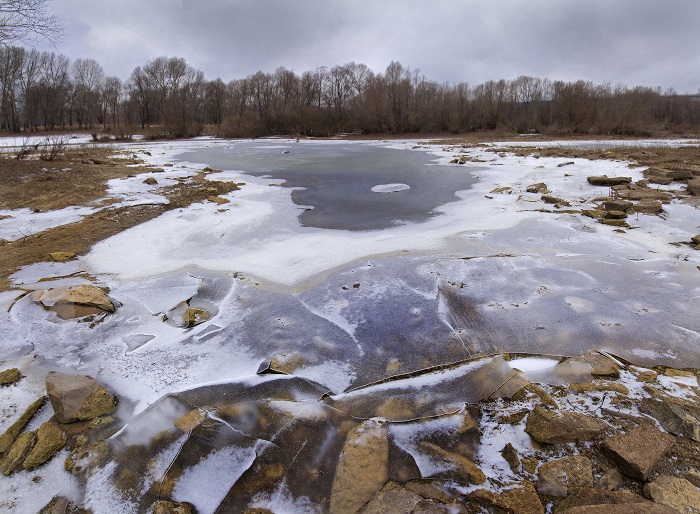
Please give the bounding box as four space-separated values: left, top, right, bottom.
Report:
520 358 594 386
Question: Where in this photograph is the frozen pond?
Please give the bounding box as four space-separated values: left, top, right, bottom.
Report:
2 138 700 512
181 141 479 231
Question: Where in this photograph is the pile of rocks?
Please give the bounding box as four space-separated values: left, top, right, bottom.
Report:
0 369 118 511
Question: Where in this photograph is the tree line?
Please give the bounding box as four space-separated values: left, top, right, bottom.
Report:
1 45 699 138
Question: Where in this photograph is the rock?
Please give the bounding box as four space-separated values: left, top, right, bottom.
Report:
419 441 485 485
152 501 196 514
601 424 674 480
616 188 672 202
46 372 118 424
600 219 629 227
501 443 520 474
490 186 513 194
0 431 36 475
23 421 66 470
361 481 442 514
637 370 658 383
587 176 632 187
0 367 20 385
577 351 620 378
64 440 109 474
639 396 700 442
143 177 158 185
687 177 700 195
684 469 700 488
542 194 569 205
405 480 456 503
375 397 415 420
604 210 627 220
644 475 700 514
243 510 274 514
174 408 206 432
0 396 45 453
597 467 625 491
527 182 549 194
603 199 633 212
33 285 116 316
207 195 230 204
569 382 629 395
48 251 76 262
525 406 606 444
556 488 679 513
663 368 695 378
667 169 694 180
522 457 538 474
330 419 388 514
582 208 606 219
183 307 210 327
629 199 664 214
468 481 543 514
691 235 700 246
558 161 575 167
39 496 89 514
536 456 593 497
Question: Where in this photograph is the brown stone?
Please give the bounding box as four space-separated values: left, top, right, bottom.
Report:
522 457 538 474
23 421 66 470
418 441 485 485
183 307 210 327
0 367 20 385
582 209 605 219
468 481 543 514
637 370 658 383
604 210 627 220
143 177 158 185
46 371 117 423
603 199 633 212
601 424 674 480
152 501 196 514
600 219 629 227
629 199 663 214
33 284 115 314
375 397 416 420
405 480 456 503
597 467 625 491
537 456 593 497
525 406 606 444
639 396 700 442
558 504 678 514
39 496 89 514
555 488 678 513
330 419 388 514
0 431 36 475
577 351 620 377
361 481 439 514
527 182 549 194
501 443 520 474
569 382 629 395
48 251 76 262
207 195 230 204
587 176 632 187
542 194 569 205
0 396 45 453
687 177 700 195
643 475 700 514
174 408 205 432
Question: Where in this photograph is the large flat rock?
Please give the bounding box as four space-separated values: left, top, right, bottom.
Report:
601 424 675 480
525 406 607 444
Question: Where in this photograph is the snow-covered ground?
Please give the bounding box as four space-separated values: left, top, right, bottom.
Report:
1 137 699 512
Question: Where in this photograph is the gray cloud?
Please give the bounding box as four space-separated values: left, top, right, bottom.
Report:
35 0 700 92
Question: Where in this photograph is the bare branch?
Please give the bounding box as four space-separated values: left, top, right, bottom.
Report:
0 0 63 46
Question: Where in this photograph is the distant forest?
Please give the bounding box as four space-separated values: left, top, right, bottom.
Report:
1 46 699 138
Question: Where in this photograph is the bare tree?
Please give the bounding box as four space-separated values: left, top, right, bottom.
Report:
0 0 62 45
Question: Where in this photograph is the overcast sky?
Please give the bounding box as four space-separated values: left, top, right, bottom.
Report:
33 0 700 93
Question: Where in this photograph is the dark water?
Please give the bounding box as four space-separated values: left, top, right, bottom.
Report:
181 141 478 231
